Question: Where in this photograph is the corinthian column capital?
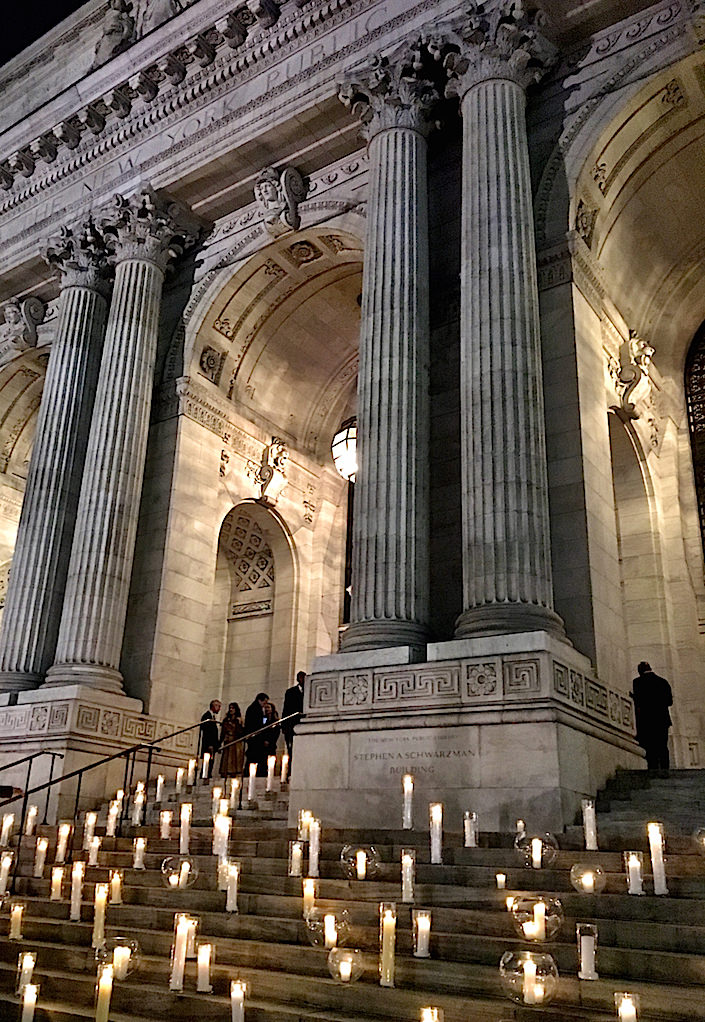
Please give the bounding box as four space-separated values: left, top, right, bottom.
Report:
338 43 440 140
101 187 201 272
435 1 558 98
43 220 113 295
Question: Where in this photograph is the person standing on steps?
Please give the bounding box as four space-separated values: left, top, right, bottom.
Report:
631 661 673 772
281 671 306 780
244 692 273 776
219 702 245 780
200 699 222 779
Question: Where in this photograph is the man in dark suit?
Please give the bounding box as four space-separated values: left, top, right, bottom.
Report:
631 661 673 771
244 692 272 775
281 671 305 780
200 699 222 778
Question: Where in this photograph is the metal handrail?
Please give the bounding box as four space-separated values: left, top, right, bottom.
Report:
0 750 64 826
215 711 299 806
0 750 61 775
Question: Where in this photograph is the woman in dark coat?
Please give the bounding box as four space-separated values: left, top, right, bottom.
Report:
219 702 245 778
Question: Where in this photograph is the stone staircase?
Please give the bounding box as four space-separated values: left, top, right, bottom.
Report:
2 769 705 1021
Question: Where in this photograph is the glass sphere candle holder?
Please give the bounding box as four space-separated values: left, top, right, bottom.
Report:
569 862 607 894
327 947 364 984
340 844 380 880
499 950 559 1006
516 833 559 868
304 907 350 949
161 855 198 889
95 936 141 979
510 896 564 942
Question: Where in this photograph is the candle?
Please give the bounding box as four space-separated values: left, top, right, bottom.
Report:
496 873 506 889
219 798 229 819
531 837 543 869
0 851 13 895
226 862 239 913
92 882 108 947
82 812 96 850
197 943 213 993
626 852 644 895
20 982 38 1022
160 811 172 840
302 878 316 918
617 994 638 1022
648 822 669 896
156 774 165 802
463 810 478 848
179 860 191 889
170 916 189 990
356 849 367 881
115 789 124 813
534 901 546 940
180 804 191 855
175 767 184 794
379 904 396 987
9 902 23 940
110 869 122 904
187 759 196 786
202 752 211 780
266 755 276 792
402 774 414 830
429 803 443 864
229 777 240 809
308 818 320 879
413 909 431 958
185 916 198 957
131 792 144 827
339 958 352 982
113 945 131 980
16 951 36 995
577 924 598 980
25 807 38 837
1 813 14 847
50 866 63 901
211 787 223 816
106 802 119 838
505 896 516 912
133 837 146 869
523 958 537 1004
230 979 246 1022
582 799 598 850
324 913 337 949
95 964 113 1022
289 841 303 877
135 780 145 796
55 823 70 864
298 810 313 840
247 762 257 802
420 1011 443 1022
582 870 595 894
213 815 231 857
516 819 526 839
33 837 48 877
280 754 289 784
401 851 415 903
218 858 231 890
70 861 84 921
88 836 101 867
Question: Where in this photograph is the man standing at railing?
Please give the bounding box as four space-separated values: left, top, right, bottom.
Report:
200 699 222 779
281 671 305 781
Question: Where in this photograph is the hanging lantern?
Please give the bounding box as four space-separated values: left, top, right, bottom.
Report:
331 417 357 481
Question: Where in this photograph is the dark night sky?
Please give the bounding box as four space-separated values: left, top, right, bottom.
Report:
1 0 88 66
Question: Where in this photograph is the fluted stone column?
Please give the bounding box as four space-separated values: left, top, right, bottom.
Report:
0 223 110 692
444 8 564 638
45 191 198 692
337 53 436 652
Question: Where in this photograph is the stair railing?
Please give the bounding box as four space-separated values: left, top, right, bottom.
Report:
0 750 64 824
216 711 299 807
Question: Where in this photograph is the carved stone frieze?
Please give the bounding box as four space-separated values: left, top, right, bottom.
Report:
0 298 45 367
254 167 309 237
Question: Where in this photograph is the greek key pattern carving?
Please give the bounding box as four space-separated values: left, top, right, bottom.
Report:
308 675 338 710
374 670 459 703
48 703 70 731
585 679 609 717
122 716 158 742
76 705 101 733
503 660 541 695
553 663 570 698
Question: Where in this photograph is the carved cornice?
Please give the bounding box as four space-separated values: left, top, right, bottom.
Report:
43 219 113 294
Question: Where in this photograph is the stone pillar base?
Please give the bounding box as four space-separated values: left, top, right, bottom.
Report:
455 605 565 640
43 663 125 694
290 632 642 832
340 620 428 653
0 672 43 693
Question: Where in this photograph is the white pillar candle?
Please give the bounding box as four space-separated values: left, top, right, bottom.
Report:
55 824 70 864
356 849 367 881
170 916 189 990
88 836 101 867
379 905 396 987
106 802 119 838
308 819 320 879
82 812 96 850
175 768 184 794
230 980 246 1022
463 811 478 848
201 753 211 780
155 774 165 802
429 803 443 865
187 759 196 786
211 787 223 816
496 873 506 889
226 862 239 913
401 852 415 903
178 860 191 888
133 837 146 869
247 762 257 802
0 851 13 895
402 774 414 830
186 917 197 958
414 911 431 957
582 799 598 850
582 870 595 893
218 858 231 891
302 878 316 918
626 853 644 895
131 792 144 827
20 982 38 1022
219 798 229 819
298 810 313 840
110 869 122 904
289 841 303 877
516 819 526 839
229 777 240 809
160 811 172 840
213 815 231 857
266 755 276 792
135 780 145 796
324 913 337 949
50 866 64 901
112 945 131 980
33 837 48 878
339 959 352 982
534 901 546 940
617 994 638 1022
115 790 124 813
523 959 537 1005
95 964 113 1022
280 754 289 784
578 927 598 980
180 804 191 855
531 837 543 869
9 903 23 940
648 822 669 896
505 896 516 912
197 943 213 993
92 882 108 947
1 813 14 847
70 861 84 921
17 951 36 994
25 807 38 837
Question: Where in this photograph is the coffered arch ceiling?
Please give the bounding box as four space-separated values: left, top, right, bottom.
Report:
194 226 362 459
574 51 705 377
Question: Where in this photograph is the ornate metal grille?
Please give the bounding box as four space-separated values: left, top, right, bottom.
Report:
685 322 705 563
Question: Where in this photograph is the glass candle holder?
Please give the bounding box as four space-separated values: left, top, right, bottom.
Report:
0 851 13 896
173 913 199 958
288 840 305 877
95 963 114 1022
499 950 559 1006
429 803 443 864
196 941 214 993
615 991 640 1021
302 878 318 919
412 908 432 958
16 951 36 995
339 844 380 880
161 855 198 889
401 848 416 903
581 798 598 850
623 851 645 895
20 982 39 1022
402 774 414 830
510 896 564 942
647 821 669 896
304 907 350 949
9 901 24 940
379 902 396 988
516 833 559 868
95 936 141 980
420 1010 444 1022
327 947 363 984
297 810 313 841
576 922 598 980
463 811 478 848
569 862 607 895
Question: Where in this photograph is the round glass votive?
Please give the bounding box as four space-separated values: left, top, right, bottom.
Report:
499 950 559 1006
516 833 559 868
304 907 350 949
569 862 607 894
161 855 199 889
510 896 564 942
339 844 380 880
327 947 363 984
95 936 141 979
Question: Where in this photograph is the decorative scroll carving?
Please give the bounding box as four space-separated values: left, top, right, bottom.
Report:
610 329 654 421
247 436 289 504
0 298 45 366
92 0 136 68
254 166 309 237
